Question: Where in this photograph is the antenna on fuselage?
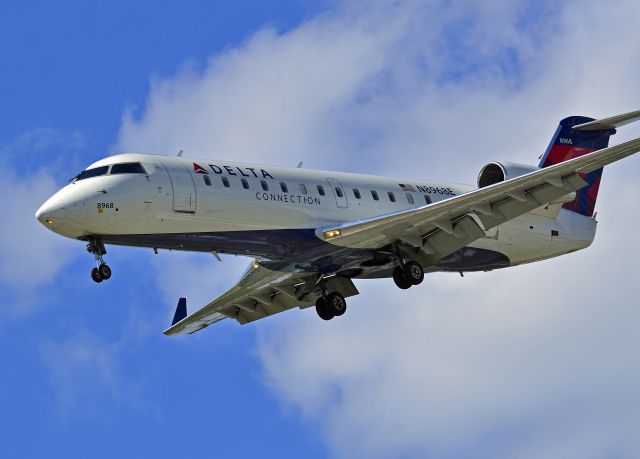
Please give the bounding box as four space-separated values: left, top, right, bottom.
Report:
177 150 183 157
297 161 303 168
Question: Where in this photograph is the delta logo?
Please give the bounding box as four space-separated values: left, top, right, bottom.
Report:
193 163 208 174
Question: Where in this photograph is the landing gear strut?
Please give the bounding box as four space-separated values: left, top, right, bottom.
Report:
87 239 111 283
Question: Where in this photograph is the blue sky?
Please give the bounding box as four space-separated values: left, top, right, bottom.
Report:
2 1 640 458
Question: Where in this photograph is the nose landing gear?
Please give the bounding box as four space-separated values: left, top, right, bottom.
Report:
87 239 112 283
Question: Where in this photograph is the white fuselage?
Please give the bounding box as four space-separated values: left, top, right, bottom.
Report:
36 153 597 275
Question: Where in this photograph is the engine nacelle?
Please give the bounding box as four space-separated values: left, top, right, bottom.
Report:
477 161 540 188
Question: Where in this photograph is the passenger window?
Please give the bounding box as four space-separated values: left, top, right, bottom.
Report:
353 188 361 199
261 180 269 191
241 178 249 189
280 182 288 193
388 192 396 202
406 193 414 204
203 175 211 186
221 176 230 188
424 195 432 204
317 185 325 196
335 187 344 198
299 184 308 194
371 190 379 201
110 162 146 174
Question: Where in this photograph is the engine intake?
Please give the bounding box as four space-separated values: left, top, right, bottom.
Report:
477 161 539 188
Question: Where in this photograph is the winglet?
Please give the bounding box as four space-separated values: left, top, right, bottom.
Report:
573 109 640 131
172 298 188 326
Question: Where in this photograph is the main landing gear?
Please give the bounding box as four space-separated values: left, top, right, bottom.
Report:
315 292 347 321
392 260 424 290
87 239 112 283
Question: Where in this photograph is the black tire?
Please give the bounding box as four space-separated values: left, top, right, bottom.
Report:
393 267 411 289
91 267 103 283
315 297 334 321
326 292 347 317
99 263 112 280
404 260 424 285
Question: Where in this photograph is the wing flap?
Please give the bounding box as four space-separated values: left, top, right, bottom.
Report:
164 262 310 335
424 215 484 257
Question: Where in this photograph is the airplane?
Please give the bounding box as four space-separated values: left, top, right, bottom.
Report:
35 110 640 336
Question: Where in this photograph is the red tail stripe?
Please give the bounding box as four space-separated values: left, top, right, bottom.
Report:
541 145 594 167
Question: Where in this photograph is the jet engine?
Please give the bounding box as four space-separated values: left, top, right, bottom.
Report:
477 161 539 188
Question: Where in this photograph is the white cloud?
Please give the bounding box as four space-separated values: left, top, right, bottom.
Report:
115 0 640 457
0 129 82 313
116 15 388 165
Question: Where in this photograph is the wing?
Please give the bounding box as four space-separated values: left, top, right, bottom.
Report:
317 137 640 263
164 261 359 336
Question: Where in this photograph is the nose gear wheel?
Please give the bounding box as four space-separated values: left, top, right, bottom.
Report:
91 267 103 283
98 263 112 280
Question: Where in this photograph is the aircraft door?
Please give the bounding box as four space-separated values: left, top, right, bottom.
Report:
327 178 348 208
159 158 197 213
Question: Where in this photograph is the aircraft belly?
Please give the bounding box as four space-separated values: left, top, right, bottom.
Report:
101 227 512 275
474 211 596 266
101 228 374 273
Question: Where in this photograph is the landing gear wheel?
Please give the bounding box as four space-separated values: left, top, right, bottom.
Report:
315 297 334 321
404 260 424 285
98 263 112 280
326 292 347 317
91 267 103 283
393 267 412 289
87 239 110 283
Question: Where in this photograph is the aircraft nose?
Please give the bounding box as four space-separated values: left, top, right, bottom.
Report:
35 201 67 227
36 186 89 238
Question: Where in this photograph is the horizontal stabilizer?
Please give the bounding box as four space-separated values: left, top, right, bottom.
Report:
573 109 640 131
172 298 188 326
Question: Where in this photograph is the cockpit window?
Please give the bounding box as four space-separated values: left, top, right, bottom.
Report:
73 165 109 182
110 162 146 174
